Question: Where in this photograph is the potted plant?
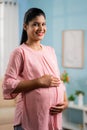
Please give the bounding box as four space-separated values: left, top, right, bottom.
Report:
75 90 85 106
75 90 85 96
68 94 75 105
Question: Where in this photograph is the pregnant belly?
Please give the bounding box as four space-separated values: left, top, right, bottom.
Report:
24 87 58 112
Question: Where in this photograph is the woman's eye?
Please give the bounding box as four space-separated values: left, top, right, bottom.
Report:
33 23 39 26
32 22 46 27
42 23 46 26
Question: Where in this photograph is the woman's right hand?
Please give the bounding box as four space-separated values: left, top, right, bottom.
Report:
12 75 61 93
38 75 61 88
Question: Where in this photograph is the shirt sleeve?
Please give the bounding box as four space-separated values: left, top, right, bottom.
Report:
2 47 24 99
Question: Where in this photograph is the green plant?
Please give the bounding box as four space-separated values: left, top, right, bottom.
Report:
75 90 85 96
60 70 70 83
68 94 75 101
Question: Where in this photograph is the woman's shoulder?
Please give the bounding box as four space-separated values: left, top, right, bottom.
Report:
11 44 25 55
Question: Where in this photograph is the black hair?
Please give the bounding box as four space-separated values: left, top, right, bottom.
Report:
20 8 46 45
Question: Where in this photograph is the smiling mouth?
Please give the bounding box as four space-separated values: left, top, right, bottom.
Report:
37 32 44 36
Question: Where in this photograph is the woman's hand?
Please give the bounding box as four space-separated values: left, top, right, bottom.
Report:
49 102 68 115
12 74 61 93
38 74 61 88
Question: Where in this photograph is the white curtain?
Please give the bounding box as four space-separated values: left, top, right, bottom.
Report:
0 0 19 78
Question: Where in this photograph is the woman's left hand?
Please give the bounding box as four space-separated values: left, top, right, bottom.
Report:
49 102 67 115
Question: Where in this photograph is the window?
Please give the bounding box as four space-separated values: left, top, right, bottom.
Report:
0 0 19 77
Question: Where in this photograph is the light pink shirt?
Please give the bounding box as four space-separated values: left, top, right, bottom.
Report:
2 43 65 130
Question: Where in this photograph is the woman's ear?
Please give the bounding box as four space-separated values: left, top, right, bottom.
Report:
23 24 27 31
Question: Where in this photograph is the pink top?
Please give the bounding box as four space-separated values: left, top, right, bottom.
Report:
2 43 65 130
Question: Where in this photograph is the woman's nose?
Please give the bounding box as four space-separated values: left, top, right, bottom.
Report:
39 25 43 30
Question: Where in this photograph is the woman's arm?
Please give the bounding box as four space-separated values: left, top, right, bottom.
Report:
12 75 60 93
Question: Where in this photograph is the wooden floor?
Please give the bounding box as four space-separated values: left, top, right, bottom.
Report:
0 124 14 130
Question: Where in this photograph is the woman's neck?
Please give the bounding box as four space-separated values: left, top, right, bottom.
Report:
25 40 42 50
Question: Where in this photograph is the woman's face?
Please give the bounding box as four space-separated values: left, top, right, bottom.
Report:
24 15 47 42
